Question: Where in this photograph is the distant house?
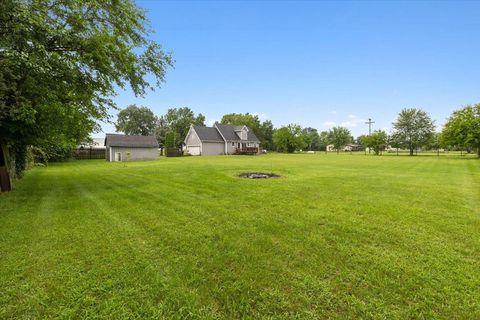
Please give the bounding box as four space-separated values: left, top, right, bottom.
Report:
326 144 336 152
184 123 260 155
344 144 363 152
105 134 159 162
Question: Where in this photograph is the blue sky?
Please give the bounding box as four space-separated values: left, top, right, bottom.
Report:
99 0 480 137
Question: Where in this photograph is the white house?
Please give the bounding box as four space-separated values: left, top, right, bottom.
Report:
184 123 260 155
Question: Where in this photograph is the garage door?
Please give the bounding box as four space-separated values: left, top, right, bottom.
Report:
187 146 200 155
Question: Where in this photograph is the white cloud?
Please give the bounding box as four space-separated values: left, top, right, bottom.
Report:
323 121 336 127
340 117 365 128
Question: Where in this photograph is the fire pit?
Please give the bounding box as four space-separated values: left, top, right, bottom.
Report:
238 172 280 179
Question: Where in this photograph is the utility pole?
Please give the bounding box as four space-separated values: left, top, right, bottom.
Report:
365 118 375 154
365 118 375 135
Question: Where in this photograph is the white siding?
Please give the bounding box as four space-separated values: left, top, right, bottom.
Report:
107 147 158 161
240 129 248 140
201 142 225 155
185 128 202 155
185 129 201 145
226 141 237 154
187 146 201 155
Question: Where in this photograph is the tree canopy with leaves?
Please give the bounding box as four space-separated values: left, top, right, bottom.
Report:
391 108 435 156
260 120 274 151
327 127 351 153
302 127 321 151
441 104 480 157
0 0 173 178
363 130 388 155
164 107 205 146
273 124 307 153
115 105 157 136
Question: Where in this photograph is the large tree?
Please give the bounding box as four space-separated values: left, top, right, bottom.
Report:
441 104 480 157
115 105 157 136
0 0 173 178
273 124 307 153
164 107 205 146
327 127 351 153
392 108 435 156
221 113 264 142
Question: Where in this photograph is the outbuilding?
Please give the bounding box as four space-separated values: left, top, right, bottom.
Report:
105 134 159 162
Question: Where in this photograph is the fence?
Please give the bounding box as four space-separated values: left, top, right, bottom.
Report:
74 148 106 160
165 148 182 157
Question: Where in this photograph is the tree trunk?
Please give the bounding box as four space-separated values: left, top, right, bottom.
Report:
477 146 480 158
0 141 12 192
409 148 414 156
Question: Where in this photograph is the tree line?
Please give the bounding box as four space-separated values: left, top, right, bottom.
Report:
114 104 480 158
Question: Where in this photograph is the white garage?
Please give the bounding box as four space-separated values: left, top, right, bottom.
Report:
187 145 201 155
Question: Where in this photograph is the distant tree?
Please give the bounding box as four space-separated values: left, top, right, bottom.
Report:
427 132 443 155
154 116 169 149
441 104 480 157
273 124 307 153
115 105 157 136
164 107 205 146
363 130 388 155
302 127 321 151
164 131 176 148
327 127 351 153
260 120 275 150
356 134 367 146
0 0 173 179
318 131 329 151
221 113 264 142
388 133 402 155
392 108 435 156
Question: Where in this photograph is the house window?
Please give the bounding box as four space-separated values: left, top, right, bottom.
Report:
231 142 234 146
237 143 240 148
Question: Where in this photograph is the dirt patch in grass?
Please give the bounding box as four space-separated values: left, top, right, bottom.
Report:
238 172 280 179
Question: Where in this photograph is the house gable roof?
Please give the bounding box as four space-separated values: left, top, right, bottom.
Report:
105 134 159 148
214 123 260 142
192 125 224 142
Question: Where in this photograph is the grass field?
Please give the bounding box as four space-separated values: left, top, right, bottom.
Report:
1 154 479 319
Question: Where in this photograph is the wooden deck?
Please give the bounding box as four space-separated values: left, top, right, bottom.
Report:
235 147 259 155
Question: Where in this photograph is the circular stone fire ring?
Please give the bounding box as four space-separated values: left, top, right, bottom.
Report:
238 172 280 179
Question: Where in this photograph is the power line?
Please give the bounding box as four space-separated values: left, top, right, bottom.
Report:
365 118 375 135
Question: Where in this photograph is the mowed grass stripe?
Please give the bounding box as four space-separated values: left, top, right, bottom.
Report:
0 154 479 319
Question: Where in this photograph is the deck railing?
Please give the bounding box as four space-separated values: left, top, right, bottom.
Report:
235 147 258 155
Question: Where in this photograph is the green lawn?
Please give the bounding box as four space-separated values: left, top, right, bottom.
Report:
1 154 479 319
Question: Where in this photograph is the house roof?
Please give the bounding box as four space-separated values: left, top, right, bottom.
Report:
192 126 224 142
215 123 260 142
105 134 159 148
